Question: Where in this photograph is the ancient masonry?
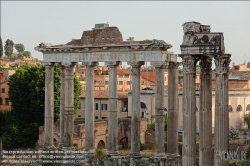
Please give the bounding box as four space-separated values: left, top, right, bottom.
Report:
35 22 231 166
180 21 231 166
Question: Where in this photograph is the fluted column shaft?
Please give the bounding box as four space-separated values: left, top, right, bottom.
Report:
64 63 75 147
181 55 197 166
128 61 144 157
167 62 180 154
214 55 231 166
59 65 66 147
106 61 121 155
84 62 97 153
44 63 54 150
199 56 212 166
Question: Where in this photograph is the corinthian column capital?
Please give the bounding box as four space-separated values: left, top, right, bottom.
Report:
105 61 121 67
42 62 55 66
62 62 76 68
150 61 168 68
127 61 145 67
199 56 212 74
180 55 197 73
82 62 98 67
214 54 231 75
168 62 181 69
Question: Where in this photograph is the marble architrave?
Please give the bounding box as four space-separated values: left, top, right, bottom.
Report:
43 51 176 63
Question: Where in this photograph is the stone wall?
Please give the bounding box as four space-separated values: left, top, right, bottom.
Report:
80 24 123 46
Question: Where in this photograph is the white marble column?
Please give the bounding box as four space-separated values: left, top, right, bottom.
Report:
106 61 121 156
180 55 197 166
63 62 75 148
199 56 212 166
167 62 180 155
151 61 167 158
214 54 231 166
43 62 54 150
83 62 97 153
59 65 66 147
128 61 144 158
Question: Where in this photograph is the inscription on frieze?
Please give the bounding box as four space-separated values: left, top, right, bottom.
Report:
43 51 177 63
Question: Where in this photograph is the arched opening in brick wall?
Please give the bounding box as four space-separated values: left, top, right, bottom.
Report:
119 137 128 149
97 140 105 149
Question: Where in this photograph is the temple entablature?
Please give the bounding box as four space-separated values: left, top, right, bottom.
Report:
181 21 225 55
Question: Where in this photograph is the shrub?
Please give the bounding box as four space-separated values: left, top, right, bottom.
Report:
140 143 147 151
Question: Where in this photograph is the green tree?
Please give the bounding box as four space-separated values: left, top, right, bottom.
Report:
14 43 25 55
147 114 168 132
0 110 12 156
2 65 81 149
4 39 14 57
23 51 31 57
126 37 134 41
244 113 250 129
0 36 3 58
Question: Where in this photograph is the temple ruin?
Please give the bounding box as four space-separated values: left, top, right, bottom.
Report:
35 22 231 166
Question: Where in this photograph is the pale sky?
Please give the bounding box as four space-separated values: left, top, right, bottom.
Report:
1 1 250 66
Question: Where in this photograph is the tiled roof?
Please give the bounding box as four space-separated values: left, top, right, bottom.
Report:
80 90 128 99
229 74 242 80
117 69 131 75
140 71 156 83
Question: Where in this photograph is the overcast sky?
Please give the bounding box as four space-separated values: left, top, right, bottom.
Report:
1 1 250 66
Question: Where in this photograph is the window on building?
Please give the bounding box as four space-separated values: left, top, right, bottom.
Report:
196 106 198 111
118 75 123 78
95 116 99 119
102 117 107 119
229 105 233 112
164 108 168 115
5 98 9 105
105 81 109 85
1 88 5 93
95 103 99 110
127 81 131 85
236 105 242 111
234 66 239 70
246 104 250 111
0 98 2 105
124 74 129 78
119 81 123 85
101 104 107 111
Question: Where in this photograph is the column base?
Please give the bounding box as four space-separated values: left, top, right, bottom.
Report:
43 144 55 151
106 150 119 156
58 142 64 148
153 152 166 158
129 152 141 159
83 150 95 166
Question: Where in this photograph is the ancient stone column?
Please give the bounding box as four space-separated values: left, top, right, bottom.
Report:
59 65 66 147
63 62 75 148
180 55 197 166
167 62 180 154
128 61 144 158
44 62 54 150
214 54 231 166
151 61 167 158
105 61 121 156
83 62 97 153
199 56 212 166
